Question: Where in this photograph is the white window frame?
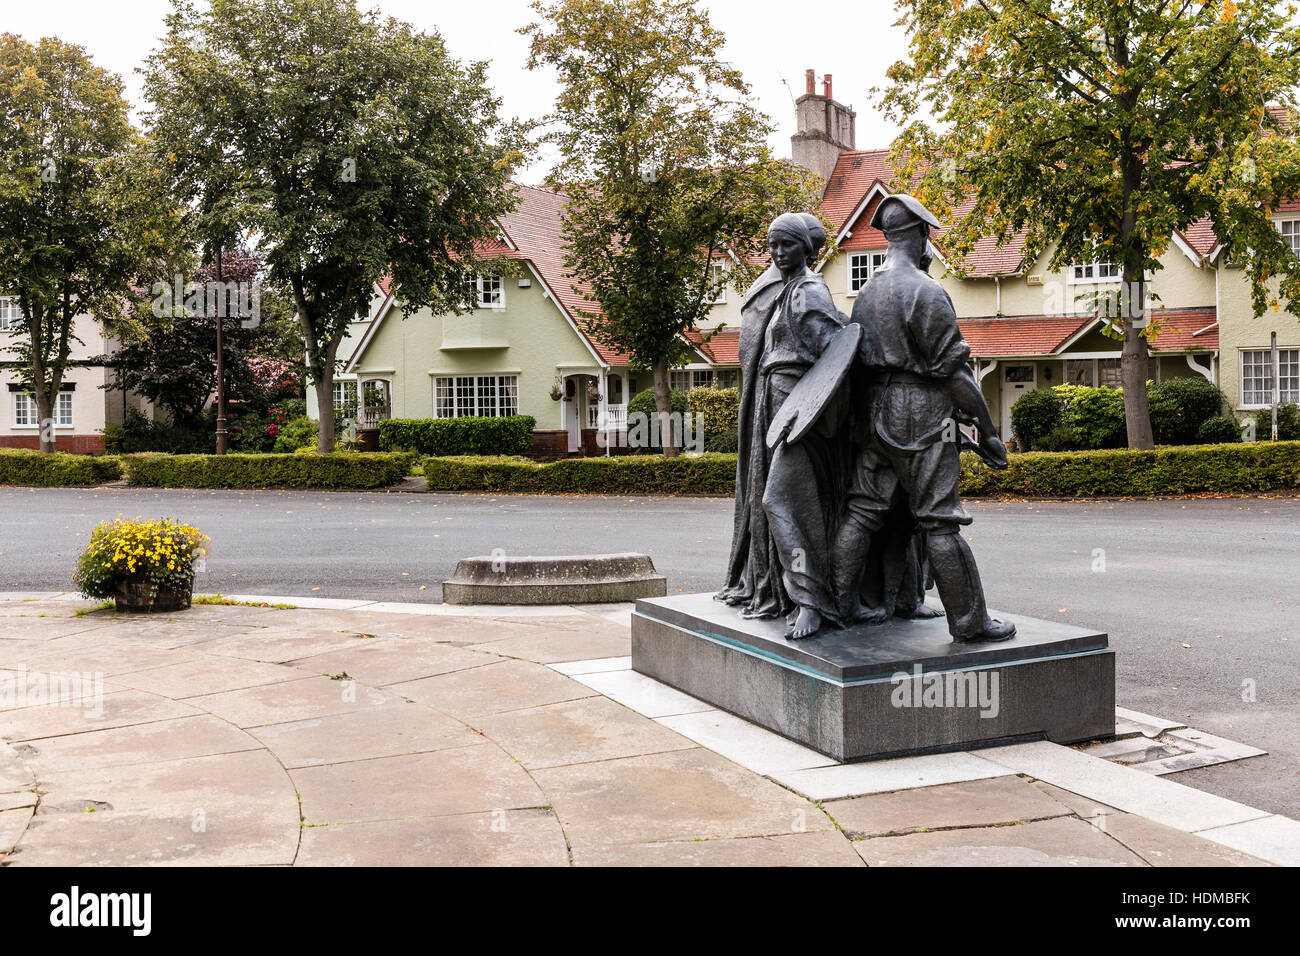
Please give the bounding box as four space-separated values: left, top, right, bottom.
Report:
467 275 504 310
710 260 728 305
1069 260 1122 284
847 251 888 296
1277 218 1300 258
669 368 716 392
0 296 21 332
432 374 518 418
1240 347 1300 409
12 391 72 428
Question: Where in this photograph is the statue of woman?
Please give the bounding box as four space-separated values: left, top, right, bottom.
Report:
716 213 847 638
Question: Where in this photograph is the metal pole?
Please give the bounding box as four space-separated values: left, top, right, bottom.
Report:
215 245 228 455
1272 331 1280 443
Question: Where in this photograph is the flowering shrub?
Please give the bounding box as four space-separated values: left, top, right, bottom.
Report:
227 406 294 452
72 517 210 600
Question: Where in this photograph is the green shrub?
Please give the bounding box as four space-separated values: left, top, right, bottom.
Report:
1147 377 1226 445
1010 388 1064 450
73 517 208 600
704 427 739 453
422 453 737 495
1253 403 1300 441
688 387 740 443
1053 384 1127 449
959 442 1300 497
118 408 214 454
1197 416 1242 445
121 452 416 489
0 449 122 486
272 415 318 452
627 387 688 419
378 416 535 456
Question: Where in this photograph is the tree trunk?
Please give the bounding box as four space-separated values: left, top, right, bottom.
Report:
34 388 55 454
314 372 336 453
652 358 680 458
1121 274 1155 450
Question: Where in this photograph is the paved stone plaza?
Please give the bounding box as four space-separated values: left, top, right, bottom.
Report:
0 593 1291 867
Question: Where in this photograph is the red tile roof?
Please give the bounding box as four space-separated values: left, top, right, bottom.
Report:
496 184 630 365
685 329 740 365
958 308 1217 358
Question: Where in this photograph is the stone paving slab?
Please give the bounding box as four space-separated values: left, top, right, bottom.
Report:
573 830 865 867
18 713 261 775
825 775 1073 838
248 701 481 769
188 675 394 728
291 744 546 825
16 750 299 866
0 594 1289 868
391 658 597 719
297 809 569 867
0 689 201 743
0 806 33 856
532 747 832 848
288 641 494 686
852 816 1148 867
473 696 696 770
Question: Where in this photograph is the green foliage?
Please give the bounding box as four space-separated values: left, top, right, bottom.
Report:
0 34 185 451
144 0 529 451
1010 388 1064 450
628 388 688 419
1147 377 1226 445
1253 403 1300 441
1197 416 1243 444
378 416 536 456
423 453 737 494
225 406 296 453
883 0 1300 449
688 386 740 441
521 0 822 445
0 450 122 486
72 517 208 601
272 416 319 453
117 409 215 454
121 452 415 489
1053 384 1128 450
704 428 739 453
959 443 1300 497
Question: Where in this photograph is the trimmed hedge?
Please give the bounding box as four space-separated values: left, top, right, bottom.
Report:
688 386 740 439
122 452 416 489
422 453 737 495
0 449 123 486
959 442 1300 497
378 416 535 456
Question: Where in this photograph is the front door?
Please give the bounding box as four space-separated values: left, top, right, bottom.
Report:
564 376 581 453
1000 364 1037 443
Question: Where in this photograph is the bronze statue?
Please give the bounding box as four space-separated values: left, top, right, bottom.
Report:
721 199 1014 644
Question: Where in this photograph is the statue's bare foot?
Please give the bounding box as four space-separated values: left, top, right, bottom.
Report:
848 603 890 626
899 603 944 620
786 607 822 640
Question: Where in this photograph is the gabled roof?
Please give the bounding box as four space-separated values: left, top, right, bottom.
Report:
821 150 1029 276
959 307 1219 358
684 328 740 365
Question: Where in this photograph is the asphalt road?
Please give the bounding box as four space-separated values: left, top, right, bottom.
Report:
1 486 1296 817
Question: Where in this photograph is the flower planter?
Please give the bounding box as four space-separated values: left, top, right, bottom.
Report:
114 578 193 613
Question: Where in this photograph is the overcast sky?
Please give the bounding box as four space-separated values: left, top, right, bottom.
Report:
5 0 913 179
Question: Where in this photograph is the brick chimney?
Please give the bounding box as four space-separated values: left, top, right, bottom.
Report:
791 68 856 182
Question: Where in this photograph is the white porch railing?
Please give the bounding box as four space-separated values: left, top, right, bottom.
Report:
589 403 627 430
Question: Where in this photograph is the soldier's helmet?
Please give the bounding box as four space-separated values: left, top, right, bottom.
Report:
870 194 941 238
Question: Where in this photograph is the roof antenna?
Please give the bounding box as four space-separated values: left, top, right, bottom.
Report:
777 70 797 108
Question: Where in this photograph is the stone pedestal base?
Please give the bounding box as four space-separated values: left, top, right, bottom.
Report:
631 593 1115 763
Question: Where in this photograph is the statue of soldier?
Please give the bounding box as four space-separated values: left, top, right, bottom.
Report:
831 194 1016 643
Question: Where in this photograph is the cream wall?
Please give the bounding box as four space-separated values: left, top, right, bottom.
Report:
351 271 602 429
1216 265 1300 412
0 313 114 439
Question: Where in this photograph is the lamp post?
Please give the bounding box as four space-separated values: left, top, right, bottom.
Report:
215 244 228 455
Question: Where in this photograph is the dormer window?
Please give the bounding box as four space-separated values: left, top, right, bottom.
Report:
466 274 504 309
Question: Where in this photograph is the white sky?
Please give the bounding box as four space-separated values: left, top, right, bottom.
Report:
5 0 912 179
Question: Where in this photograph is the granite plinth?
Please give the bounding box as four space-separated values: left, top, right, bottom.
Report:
442 553 667 605
631 592 1115 763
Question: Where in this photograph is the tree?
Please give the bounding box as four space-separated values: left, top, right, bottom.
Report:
0 34 177 452
881 0 1300 449
109 249 291 432
521 0 823 455
144 0 529 452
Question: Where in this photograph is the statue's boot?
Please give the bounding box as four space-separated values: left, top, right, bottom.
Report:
926 530 1016 643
